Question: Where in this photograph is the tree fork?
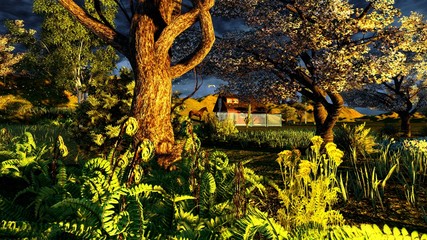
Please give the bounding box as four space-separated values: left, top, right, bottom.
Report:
59 0 215 169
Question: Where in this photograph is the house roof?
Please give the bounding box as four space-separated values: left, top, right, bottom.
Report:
213 95 266 113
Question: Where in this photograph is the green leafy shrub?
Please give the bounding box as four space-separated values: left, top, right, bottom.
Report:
334 123 378 158
72 68 134 155
201 113 239 141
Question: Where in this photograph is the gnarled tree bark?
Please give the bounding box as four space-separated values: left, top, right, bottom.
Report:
397 111 413 137
58 0 215 168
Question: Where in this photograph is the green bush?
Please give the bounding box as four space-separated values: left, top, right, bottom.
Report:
72 68 134 156
334 123 378 158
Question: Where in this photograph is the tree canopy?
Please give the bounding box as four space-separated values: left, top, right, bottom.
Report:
0 20 28 77
207 0 415 143
344 11 427 137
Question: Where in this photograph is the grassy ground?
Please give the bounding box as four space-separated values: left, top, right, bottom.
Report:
238 120 427 137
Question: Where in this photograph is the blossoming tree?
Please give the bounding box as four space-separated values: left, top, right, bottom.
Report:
58 0 215 167
344 12 427 137
208 0 405 143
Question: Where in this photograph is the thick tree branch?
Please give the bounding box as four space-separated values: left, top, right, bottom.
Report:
155 8 200 62
300 52 315 77
356 3 372 19
58 0 130 58
158 0 182 24
170 0 215 79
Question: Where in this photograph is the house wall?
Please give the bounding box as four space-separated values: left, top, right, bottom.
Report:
216 113 282 127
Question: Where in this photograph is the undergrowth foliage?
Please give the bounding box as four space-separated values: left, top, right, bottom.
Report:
274 136 345 230
1 118 426 238
72 68 134 156
0 121 274 239
334 123 378 158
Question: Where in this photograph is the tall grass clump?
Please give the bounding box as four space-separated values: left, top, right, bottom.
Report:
388 138 427 207
199 113 239 141
334 123 378 158
272 136 345 231
345 137 427 210
221 129 314 150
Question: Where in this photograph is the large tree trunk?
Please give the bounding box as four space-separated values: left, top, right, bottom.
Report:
397 111 412 137
312 93 344 145
130 60 176 167
58 0 215 169
128 10 177 169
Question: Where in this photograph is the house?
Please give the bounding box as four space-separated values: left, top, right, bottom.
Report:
213 95 266 113
213 95 281 127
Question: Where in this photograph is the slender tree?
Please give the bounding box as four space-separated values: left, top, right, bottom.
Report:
58 0 215 167
208 0 402 144
32 0 118 103
2 2 117 106
344 12 427 137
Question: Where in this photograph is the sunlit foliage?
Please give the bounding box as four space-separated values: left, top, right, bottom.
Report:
0 20 33 77
344 11 427 137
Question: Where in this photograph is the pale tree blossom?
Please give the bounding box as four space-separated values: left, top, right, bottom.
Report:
206 0 404 144
344 12 427 137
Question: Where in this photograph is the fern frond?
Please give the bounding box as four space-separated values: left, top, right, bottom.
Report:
0 220 47 239
82 157 121 195
129 183 166 197
56 164 67 187
101 188 130 236
52 198 102 226
55 221 105 239
0 150 17 162
125 196 150 239
0 195 29 221
83 158 112 177
34 186 62 219
321 224 427 239
231 206 288 240
243 167 267 196
0 159 21 176
80 179 101 201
